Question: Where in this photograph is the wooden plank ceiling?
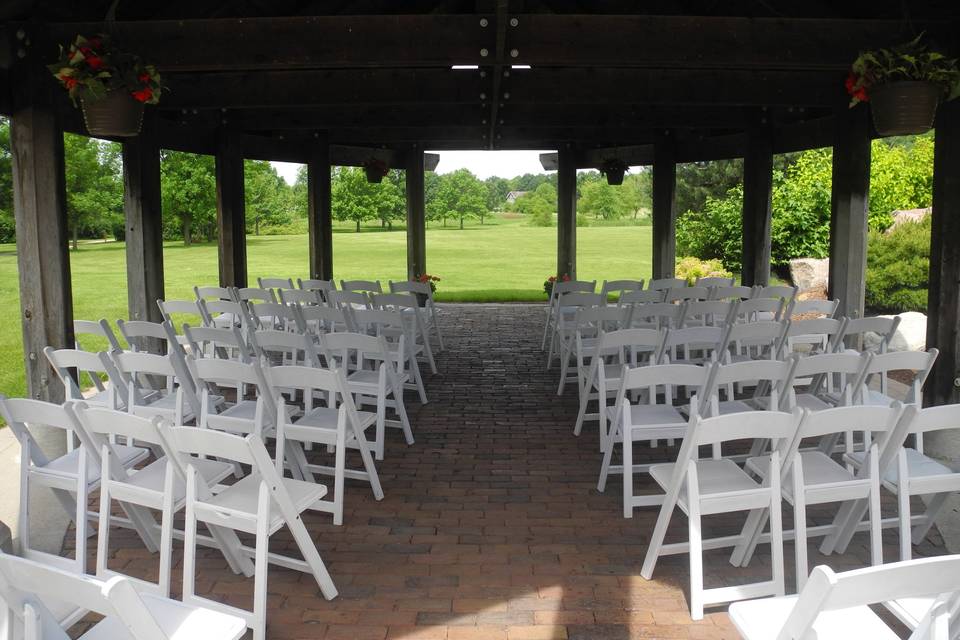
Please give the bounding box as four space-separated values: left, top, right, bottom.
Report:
2 0 958 165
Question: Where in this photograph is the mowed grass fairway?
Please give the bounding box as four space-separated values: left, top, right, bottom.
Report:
0 216 651 398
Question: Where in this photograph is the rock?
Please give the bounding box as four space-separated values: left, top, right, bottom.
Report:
888 207 930 230
789 258 829 292
863 311 927 352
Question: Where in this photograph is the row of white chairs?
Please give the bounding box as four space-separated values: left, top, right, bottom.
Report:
1 397 338 639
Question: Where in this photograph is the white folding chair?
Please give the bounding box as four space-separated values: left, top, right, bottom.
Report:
295 302 354 334
573 327 665 450
72 404 249 597
340 279 383 294
249 328 324 368
659 325 727 365
327 289 373 312
278 287 322 308
0 397 154 575
854 349 938 408
647 277 686 291
737 404 909 591
199 299 249 330
542 279 596 351
599 279 644 302
710 285 754 301
681 300 737 328
353 308 429 403
389 279 445 351
74 319 123 352
734 297 786 323
234 286 277 306
664 285 710 303
110 350 198 425
44 346 127 414
695 276 735 288
728 556 960 640
373 292 438 374
785 297 839 319
271 365 384 525
190 356 276 439
160 425 338 640
780 351 873 413
547 292 604 370
723 320 789 365
618 288 666 310
297 277 337 303
557 305 626 396
640 406 800 619
194 285 236 303
321 331 414 461
183 323 251 362
257 276 294 290
0 550 248 640
157 299 211 341
835 315 902 353
782 317 847 357
597 362 711 507
624 300 683 330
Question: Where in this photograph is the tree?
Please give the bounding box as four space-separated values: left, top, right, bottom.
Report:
516 182 557 226
244 160 294 235
433 169 487 229
161 150 217 244
331 166 379 232
377 169 406 230
622 170 652 221
0 118 14 242
579 180 630 221
675 158 743 217
63 133 123 249
484 176 510 213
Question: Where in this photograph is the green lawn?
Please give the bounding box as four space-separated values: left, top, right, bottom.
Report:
0 215 651 398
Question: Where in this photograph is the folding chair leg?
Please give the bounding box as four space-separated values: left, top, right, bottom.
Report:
350 420 384 501
898 486 913 561
912 492 948 544
869 453 883 567
375 396 386 461
394 387 415 446
622 427 634 518
333 424 347 526
597 423 618 492
687 466 704 620
410 356 428 404
730 506 767 568
284 501 339 601
252 486 271 640
793 471 808 592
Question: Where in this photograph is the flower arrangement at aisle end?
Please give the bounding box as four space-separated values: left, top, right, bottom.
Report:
49 34 163 137
544 274 571 297
414 273 441 293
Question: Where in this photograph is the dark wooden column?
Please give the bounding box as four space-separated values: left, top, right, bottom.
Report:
556 145 577 278
405 144 426 279
307 133 333 281
652 130 678 279
740 121 774 287
215 131 247 288
10 67 73 404
123 113 165 326
925 99 960 407
828 104 872 320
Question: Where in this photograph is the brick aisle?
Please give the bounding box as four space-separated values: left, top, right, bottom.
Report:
82 304 947 640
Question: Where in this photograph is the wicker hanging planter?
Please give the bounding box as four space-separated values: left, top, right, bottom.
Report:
598 159 628 186
362 158 389 184
81 90 145 137
868 81 942 136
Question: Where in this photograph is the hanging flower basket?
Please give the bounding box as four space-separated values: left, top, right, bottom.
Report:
81 90 144 137
48 34 163 138
847 34 960 137
598 159 628 186
362 158 389 183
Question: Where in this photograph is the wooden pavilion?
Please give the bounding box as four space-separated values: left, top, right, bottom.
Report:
0 1 958 411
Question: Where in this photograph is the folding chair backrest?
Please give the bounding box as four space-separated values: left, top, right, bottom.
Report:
298 278 337 299
620 289 666 305
836 315 902 353
695 276 735 288
341 279 383 294
44 346 124 402
595 328 664 366
74 403 166 451
779 556 960 639
753 284 797 302
234 287 276 304
574 305 626 333
648 277 685 291
723 320 788 356
789 404 905 461
74 319 123 352
249 329 323 368
200 299 248 327
321 330 391 362
859 348 938 406
246 301 294 330
269 365 362 432
372 292 419 310
296 303 352 333
787 298 839 319
116 319 176 354
705 357 798 412
909 403 960 454
682 300 735 327
619 363 710 405
661 326 725 363
352 308 408 336
183 324 249 362
192 355 268 391
328 290 372 310
600 279 644 300
0 396 92 463
157 299 209 329
194 285 235 302
782 351 872 409
279 288 321 307
113 350 177 380
628 301 684 329
553 280 596 297
691 407 799 448
711 285 753 301
557 291 603 309
258 277 294 290
735 297 785 322
389 280 432 296
664 286 709 303
162 424 258 466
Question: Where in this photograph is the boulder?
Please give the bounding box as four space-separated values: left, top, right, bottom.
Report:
789 258 829 292
863 311 927 352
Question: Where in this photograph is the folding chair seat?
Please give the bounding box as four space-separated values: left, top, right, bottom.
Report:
647 277 685 291
389 279 445 351
271 365 384 525
542 279 596 351
74 318 123 352
340 278 383 294
322 332 413 460
694 276 735 288
0 550 248 640
597 362 711 509
373 292 438 374
353 308 429 403
159 425 338 640
834 315 902 353
72 404 251 596
728 556 960 640
573 327 664 450
735 405 909 591
0 397 154 576
640 406 801 619
664 285 710 303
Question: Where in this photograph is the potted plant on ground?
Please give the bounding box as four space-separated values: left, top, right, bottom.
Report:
413 274 440 306
362 158 390 183
543 274 571 298
847 34 960 136
48 34 163 137
598 158 629 186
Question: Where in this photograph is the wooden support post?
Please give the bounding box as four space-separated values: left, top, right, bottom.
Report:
123 113 165 330
10 66 73 405
556 145 577 278
405 144 426 279
307 133 333 280
828 104 871 320
741 120 774 287
652 130 677 279
925 100 960 407
215 131 247 288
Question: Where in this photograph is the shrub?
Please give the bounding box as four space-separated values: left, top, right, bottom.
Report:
675 256 733 286
864 215 930 313
675 187 743 270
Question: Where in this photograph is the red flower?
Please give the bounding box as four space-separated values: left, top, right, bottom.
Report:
845 72 857 95
63 77 77 89
138 72 151 83
86 55 104 70
131 87 153 102
855 87 869 102
87 37 102 48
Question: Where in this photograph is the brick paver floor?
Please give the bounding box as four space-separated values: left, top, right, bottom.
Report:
78 304 948 639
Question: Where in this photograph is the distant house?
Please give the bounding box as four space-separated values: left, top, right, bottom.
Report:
505 190 528 204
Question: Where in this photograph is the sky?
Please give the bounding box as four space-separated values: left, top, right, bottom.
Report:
270 149 554 185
